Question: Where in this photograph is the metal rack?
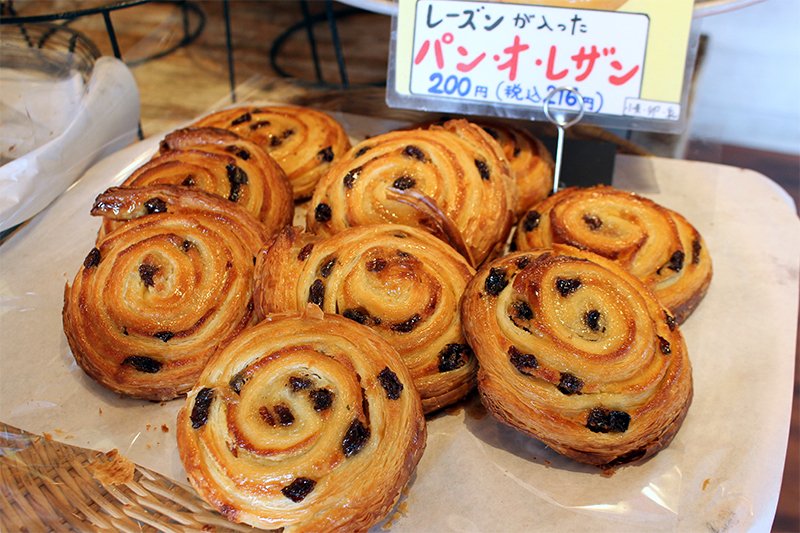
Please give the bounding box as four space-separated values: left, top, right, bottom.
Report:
0 0 205 66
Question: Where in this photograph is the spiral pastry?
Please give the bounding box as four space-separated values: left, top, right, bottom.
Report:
176 308 426 531
191 105 351 199
100 128 293 238
63 185 268 400
254 224 477 413
462 246 692 467
475 121 554 216
514 186 712 323
307 119 516 267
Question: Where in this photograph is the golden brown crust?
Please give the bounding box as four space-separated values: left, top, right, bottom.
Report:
63 185 268 401
306 119 517 267
472 121 554 216
191 105 351 199
253 224 477 413
461 246 693 467
176 310 426 531
100 127 293 238
513 185 712 323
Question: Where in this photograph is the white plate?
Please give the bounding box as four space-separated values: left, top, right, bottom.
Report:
0 112 796 531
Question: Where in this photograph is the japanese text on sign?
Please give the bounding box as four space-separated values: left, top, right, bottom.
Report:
407 0 655 118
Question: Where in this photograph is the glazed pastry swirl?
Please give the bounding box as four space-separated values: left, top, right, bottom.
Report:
101 128 293 237
192 105 351 199
254 224 477 413
307 119 516 266
462 246 692 467
473 121 554 216
176 310 426 531
514 186 712 323
63 186 268 400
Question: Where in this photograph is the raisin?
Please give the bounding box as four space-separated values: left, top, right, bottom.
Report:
181 240 194 252
343 166 362 189
658 336 672 355
297 243 314 261
227 164 249 202
378 367 403 400
513 301 533 320
153 331 174 343
516 256 530 269
259 406 275 426
355 146 371 157
84 248 101 268
308 279 325 306
139 264 159 287
231 112 251 125
390 314 421 333
474 158 491 180
249 120 270 130
513 145 521 157
225 145 251 160
310 388 334 411
281 478 316 503
583 214 602 230
438 343 472 372
509 346 538 374
557 373 584 395
366 257 387 272
144 197 167 214
586 408 630 433
274 404 295 426
314 203 332 222
343 308 371 325
320 257 337 278
190 388 214 429
289 376 312 391
584 310 601 331
123 356 162 373
318 146 334 162
403 145 427 162
181 175 195 186
556 278 581 297
342 419 370 457
665 312 677 331
392 175 416 190
229 371 247 394
484 268 508 296
667 250 685 272
270 135 283 147
523 210 541 232
692 239 702 265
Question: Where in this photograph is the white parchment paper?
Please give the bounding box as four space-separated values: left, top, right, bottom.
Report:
0 115 796 531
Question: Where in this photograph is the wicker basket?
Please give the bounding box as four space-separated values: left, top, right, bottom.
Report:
0 423 257 532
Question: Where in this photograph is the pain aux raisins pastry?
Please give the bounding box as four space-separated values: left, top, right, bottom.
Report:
191 105 351 200
63 185 268 401
307 119 517 267
176 308 426 531
100 127 293 236
514 185 712 323
461 246 693 467
253 224 477 413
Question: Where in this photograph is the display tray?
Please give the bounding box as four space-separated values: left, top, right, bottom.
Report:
0 111 797 532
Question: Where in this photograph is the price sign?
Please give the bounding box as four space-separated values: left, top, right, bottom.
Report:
387 0 697 132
